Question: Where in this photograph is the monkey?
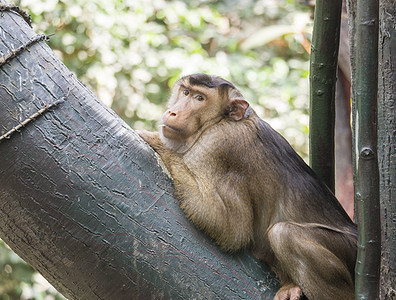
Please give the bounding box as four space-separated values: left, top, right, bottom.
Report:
137 73 357 300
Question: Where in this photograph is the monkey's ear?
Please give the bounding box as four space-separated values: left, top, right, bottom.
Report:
228 99 250 121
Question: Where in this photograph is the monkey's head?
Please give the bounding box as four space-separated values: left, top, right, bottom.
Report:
160 73 251 152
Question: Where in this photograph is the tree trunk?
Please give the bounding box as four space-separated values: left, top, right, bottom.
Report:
378 0 396 298
0 4 279 300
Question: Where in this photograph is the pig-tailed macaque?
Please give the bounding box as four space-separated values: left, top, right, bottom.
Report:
137 73 357 300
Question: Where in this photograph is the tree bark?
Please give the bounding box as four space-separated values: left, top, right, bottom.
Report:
0 4 279 300
378 0 396 298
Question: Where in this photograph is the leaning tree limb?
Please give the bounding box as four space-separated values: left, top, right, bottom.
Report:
0 2 279 299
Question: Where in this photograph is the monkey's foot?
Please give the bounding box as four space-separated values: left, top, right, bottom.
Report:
274 284 303 300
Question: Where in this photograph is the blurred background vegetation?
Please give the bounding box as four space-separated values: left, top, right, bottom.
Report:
1 0 312 298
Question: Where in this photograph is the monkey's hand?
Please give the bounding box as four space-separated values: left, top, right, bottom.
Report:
274 284 303 300
136 129 162 150
136 129 173 159
136 129 157 143
136 129 183 176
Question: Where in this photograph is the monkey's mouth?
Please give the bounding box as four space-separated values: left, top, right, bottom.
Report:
161 123 185 138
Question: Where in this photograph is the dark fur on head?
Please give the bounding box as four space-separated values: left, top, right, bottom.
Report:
183 73 244 101
188 73 235 89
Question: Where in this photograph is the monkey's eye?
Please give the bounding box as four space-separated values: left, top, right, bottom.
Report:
195 95 204 101
183 89 190 96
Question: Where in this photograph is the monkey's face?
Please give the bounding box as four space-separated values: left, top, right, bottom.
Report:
159 74 250 152
160 78 225 142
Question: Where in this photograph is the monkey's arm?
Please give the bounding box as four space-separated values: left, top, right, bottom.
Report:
170 166 254 253
137 129 253 252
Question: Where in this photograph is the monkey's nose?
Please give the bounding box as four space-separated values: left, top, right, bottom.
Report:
167 110 177 117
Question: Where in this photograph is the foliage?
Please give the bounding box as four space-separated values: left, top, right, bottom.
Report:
1 0 311 298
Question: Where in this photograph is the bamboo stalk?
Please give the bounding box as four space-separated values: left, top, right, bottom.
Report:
309 0 343 193
353 0 381 297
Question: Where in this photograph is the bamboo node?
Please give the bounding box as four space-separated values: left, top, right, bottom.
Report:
360 147 375 160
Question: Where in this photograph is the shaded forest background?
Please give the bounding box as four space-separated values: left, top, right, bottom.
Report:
0 0 313 298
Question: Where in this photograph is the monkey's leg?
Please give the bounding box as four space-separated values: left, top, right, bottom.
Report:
267 222 355 300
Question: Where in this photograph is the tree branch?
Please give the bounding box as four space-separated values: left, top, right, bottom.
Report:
0 2 279 299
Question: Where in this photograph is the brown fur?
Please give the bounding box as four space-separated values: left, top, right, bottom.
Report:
137 73 357 300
